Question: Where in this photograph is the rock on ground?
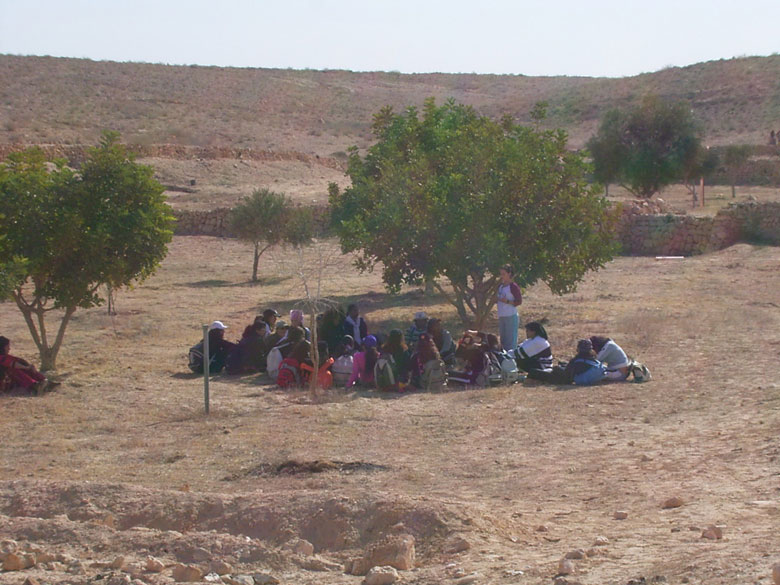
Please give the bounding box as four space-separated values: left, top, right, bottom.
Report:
363 565 399 585
347 534 415 575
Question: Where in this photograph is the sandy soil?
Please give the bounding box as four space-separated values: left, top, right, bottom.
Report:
0 238 779 585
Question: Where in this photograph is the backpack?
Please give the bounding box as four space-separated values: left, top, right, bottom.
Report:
475 352 503 387
188 342 217 374
419 359 446 390
500 356 520 384
630 361 652 383
276 358 301 388
374 355 397 391
266 347 283 380
572 358 607 386
332 355 353 387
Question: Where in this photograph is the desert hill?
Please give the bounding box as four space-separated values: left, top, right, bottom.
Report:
2 54 779 157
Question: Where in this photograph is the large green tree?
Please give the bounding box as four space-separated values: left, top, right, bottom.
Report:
329 98 617 328
587 96 702 199
0 132 174 370
228 189 313 282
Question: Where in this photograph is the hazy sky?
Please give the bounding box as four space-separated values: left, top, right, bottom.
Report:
1 0 778 78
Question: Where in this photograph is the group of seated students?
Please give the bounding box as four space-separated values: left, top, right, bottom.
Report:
189 305 650 390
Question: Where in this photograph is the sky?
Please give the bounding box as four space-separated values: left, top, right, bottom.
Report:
1 0 779 78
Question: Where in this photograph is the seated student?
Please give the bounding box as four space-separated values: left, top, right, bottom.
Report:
301 341 335 389
427 318 456 366
342 304 368 347
563 339 606 385
515 322 554 378
405 311 429 351
290 309 311 341
409 333 446 390
332 336 355 387
347 335 378 388
266 325 305 379
374 329 410 392
276 340 311 388
0 336 56 394
260 308 281 336
188 321 237 374
262 320 288 354
226 316 268 374
318 305 346 356
448 330 489 385
590 336 631 380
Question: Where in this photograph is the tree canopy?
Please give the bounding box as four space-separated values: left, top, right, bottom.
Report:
228 188 313 282
0 132 174 370
329 98 617 327
587 96 703 199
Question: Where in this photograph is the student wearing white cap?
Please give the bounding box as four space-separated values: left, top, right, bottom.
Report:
187 320 236 374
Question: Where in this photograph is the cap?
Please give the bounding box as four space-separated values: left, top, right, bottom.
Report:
275 320 288 330
263 308 281 318
414 311 428 320
209 321 227 331
363 335 378 348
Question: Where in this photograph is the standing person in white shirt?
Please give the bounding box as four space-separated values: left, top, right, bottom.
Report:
496 264 523 350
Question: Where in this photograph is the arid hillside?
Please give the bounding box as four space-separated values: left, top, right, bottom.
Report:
2 54 780 155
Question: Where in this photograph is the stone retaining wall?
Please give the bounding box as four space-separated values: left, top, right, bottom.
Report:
0 144 346 172
616 200 780 255
172 201 780 256
173 205 331 238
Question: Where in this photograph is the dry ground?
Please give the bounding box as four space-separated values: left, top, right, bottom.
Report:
0 237 779 585
144 157 351 211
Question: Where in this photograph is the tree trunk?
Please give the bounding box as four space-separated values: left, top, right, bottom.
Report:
604 183 609 198
731 183 736 198
252 242 260 281
12 292 76 371
424 276 435 296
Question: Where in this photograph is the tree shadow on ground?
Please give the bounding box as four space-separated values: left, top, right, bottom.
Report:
179 275 292 289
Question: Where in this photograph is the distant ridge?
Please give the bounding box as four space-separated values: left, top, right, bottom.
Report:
2 54 779 153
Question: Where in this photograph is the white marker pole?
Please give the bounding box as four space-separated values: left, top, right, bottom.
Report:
202 324 210 414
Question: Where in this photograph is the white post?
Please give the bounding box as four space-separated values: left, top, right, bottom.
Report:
202 324 210 414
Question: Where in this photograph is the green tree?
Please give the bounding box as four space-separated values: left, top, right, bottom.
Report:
587 96 702 199
0 133 174 370
228 189 313 282
329 98 617 328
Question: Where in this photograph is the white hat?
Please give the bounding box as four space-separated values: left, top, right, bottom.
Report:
209 320 227 331
414 311 428 320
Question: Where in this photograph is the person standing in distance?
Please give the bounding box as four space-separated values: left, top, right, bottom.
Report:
496 264 522 351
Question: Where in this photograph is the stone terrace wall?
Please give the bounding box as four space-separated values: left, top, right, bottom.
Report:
172 205 331 238
616 200 780 255
173 201 780 256
0 144 346 171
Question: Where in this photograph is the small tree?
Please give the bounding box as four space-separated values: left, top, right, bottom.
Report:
0 133 174 370
587 96 703 199
330 98 617 328
228 189 313 281
722 145 752 198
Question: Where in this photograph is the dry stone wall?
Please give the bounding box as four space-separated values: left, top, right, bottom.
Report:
172 201 780 256
0 144 346 171
616 200 780 255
